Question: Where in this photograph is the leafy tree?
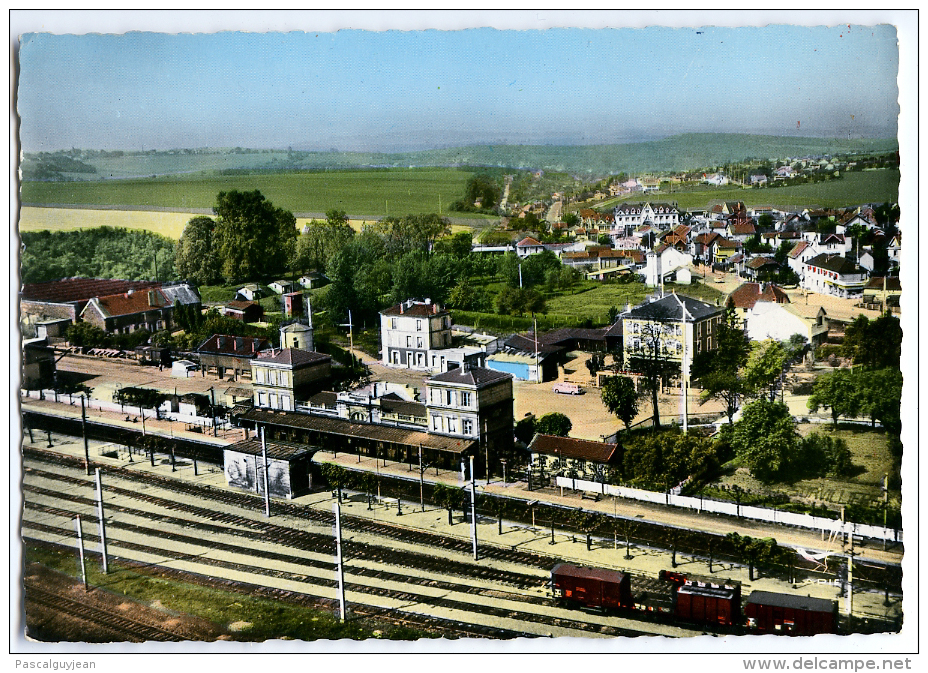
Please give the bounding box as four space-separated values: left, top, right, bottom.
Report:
690 305 752 424
732 399 802 483
432 231 474 258
562 212 580 227
66 322 108 349
842 313 902 370
744 339 789 399
212 190 297 280
462 174 501 210
626 310 681 430
319 462 348 503
175 216 222 284
432 483 462 525
807 369 860 426
292 213 355 274
390 252 460 306
601 376 639 430
621 429 720 489
448 279 493 312
514 414 537 446
535 412 572 437
374 213 451 257
495 287 546 316
757 213 775 231
773 240 796 265
726 533 783 581
854 368 903 433
801 433 855 478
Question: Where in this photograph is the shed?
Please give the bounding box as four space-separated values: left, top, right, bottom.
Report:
171 359 198 378
223 437 313 499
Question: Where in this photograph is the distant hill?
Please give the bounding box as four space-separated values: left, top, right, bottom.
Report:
22 134 898 181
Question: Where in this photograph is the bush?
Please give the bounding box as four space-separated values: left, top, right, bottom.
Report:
801 432 855 478
815 344 843 361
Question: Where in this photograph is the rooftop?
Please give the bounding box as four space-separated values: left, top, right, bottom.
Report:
427 366 513 388
224 437 311 461
21 277 161 304
626 293 723 322
255 348 331 367
528 433 620 464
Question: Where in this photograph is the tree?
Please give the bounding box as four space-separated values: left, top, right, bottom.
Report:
495 287 546 316
462 174 501 211
807 369 860 427
744 339 789 400
514 414 537 446
727 533 783 581
535 412 572 437
432 483 462 525
175 216 222 285
319 463 348 503
690 305 752 424
854 368 903 433
212 190 297 280
66 322 108 349
732 399 802 483
842 313 902 370
601 376 640 430
801 433 855 478
292 213 355 274
626 312 681 430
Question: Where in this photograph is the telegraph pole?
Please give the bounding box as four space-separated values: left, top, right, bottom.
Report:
469 455 478 560
418 444 425 512
333 500 346 622
94 468 109 574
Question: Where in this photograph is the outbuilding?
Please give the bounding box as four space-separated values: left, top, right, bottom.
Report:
223 437 313 499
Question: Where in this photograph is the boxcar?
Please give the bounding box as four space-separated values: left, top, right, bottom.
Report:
551 564 632 610
660 571 742 627
744 590 838 636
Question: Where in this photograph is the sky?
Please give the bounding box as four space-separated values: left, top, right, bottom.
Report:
14 11 905 153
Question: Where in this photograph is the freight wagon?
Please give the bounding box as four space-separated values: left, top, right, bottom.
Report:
551 563 632 611
744 590 838 636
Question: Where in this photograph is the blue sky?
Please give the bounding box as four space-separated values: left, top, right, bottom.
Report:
16 13 902 152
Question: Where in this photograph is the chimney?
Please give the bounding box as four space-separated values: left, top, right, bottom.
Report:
252 340 257 354
399 303 404 314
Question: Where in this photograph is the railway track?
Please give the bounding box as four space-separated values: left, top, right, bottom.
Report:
24 581 185 642
22 456 703 639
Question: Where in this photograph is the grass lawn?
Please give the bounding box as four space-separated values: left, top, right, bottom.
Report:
23 542 432 642
20 168 478 218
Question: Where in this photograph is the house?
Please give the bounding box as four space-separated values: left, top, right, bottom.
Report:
282 291 303 318
708 238 742 266
801 253 868 298
425 365 514 469
622 293 724 367
704 173 729 186
643 246 694 287
749 174 768 186
727 221 757 242
196 334 271 381
727 282 790 312
20 277 162 336
380 299 452 370
611 202 679 239
527 434 621 485
223 300 264 323
516 236 546 258
269 280 295 295
251 348 332 411
298 272 327 289
640 177 661 192
786 240 818 280
742 256 780 280
80 287 183 335
236 284 263 301
861 277 902 311
279 321 314 352
691 232 721 264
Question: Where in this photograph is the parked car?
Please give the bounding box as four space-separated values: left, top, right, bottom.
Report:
552 382 583 395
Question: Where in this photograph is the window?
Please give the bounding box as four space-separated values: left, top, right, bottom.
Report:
446 390 454 406
461 392 471 407
448 417 457 433
416 337 423 349
416 320 422 331
391 318 397 329
406 336 412 347
257 392 267 407
433 415 441 431
256 369 266 384
462 419 473 435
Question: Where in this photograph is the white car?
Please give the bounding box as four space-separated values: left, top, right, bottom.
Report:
552 382 583 395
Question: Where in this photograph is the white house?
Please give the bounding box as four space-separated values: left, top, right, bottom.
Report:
380 299 452 370
643 246 693 287
744 302 829 348
801 253 868 298
515 236 546 258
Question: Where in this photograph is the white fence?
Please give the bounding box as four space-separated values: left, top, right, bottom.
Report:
22 389 219 429
556 476 901 544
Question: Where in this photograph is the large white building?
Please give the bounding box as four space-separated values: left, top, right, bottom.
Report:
380 299 452 370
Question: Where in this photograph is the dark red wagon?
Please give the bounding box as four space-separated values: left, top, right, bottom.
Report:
660 571 742 627
551 563 632 610
744 590 838 636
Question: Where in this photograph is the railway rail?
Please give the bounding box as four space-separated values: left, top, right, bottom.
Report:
24 458 696 639
24 580 186 643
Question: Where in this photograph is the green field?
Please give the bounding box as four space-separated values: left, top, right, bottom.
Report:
598 169 899 211
20 168 481 218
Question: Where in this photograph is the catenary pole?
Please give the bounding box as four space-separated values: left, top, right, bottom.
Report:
81 395 91 475
94 468 109 574
334 500 346 621
261 426 271 518
469 455 478 560
74 515 87 591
